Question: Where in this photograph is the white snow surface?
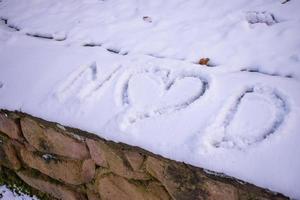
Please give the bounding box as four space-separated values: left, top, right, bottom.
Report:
0 0 300 198
0 185 38 200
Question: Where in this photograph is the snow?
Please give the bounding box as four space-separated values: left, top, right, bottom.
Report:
0 0 300 199
0 185 38 200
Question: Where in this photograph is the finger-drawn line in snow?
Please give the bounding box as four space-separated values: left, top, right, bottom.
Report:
83 43 196 63
116 67 209 126
146 53 199 64
246 11 278 26
106 48 128 55
83 43 128 55
203 86 288 150
84 65 123 99
54 62 122 102
0 18 20 31
241 68 293 79
26 32 66 41
281 0 290 4
83 43 103 48
0 18 66 41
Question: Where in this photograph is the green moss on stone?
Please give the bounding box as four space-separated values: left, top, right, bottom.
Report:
0 166 54 200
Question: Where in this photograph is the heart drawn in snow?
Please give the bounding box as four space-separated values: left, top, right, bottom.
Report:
128 73 204 109
117 69 208 125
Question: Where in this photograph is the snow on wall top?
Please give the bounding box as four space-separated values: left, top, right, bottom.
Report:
0 0 300 199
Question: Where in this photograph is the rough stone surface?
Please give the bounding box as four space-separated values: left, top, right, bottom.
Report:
146 182 172 200
20 147 95 185
145 156 180 199
145 156 207 199
97 174 142 200
124 150 144 171
0 133 21 170
86 138 108 167
17 170 84 200
96 174 168 200
86 189 101 200
0 112 23 140
20 117 89 160
144 156 165 182
87 138 149 180
2 140 21 170
204 180 239 200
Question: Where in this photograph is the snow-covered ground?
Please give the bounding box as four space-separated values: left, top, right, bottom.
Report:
0 0 299 199
0 185 38 200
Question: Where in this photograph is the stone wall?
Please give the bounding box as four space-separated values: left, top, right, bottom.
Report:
0 110 288 200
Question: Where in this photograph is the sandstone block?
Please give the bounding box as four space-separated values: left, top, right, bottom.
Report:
96 174 170 200
2 140 21 170
20 148 95 185
145 156 207 199
204 180 239 200
86 138 108 167
124 150 144 171
20 117 89 160
0 134 21 170
97 174 145 200
86 138 149 180
0 113 23 140
86 189 101 200
146 182 171 200
17 170 85 200
144 156 165 182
